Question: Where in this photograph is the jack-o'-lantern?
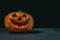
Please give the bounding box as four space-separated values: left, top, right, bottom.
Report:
4 11 34 32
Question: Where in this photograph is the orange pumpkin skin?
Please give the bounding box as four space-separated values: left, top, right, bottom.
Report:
4 11 34 32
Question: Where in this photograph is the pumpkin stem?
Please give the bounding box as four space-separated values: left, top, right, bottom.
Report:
19 10 21 12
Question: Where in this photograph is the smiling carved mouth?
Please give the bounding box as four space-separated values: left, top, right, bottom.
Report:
10 18 30 27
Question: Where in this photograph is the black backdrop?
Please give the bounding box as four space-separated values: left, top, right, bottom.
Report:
0 0 60 28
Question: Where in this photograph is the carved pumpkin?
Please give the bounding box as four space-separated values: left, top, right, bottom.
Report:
4 11 34 32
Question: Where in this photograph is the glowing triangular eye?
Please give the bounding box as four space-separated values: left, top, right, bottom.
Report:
12 14 17 17
23 14 27 17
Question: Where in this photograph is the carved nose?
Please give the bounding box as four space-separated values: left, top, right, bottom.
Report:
18 17 21 21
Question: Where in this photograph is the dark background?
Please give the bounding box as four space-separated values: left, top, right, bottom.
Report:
0 0 60 28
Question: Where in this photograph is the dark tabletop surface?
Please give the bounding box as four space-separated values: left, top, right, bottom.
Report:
0 28 60 40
